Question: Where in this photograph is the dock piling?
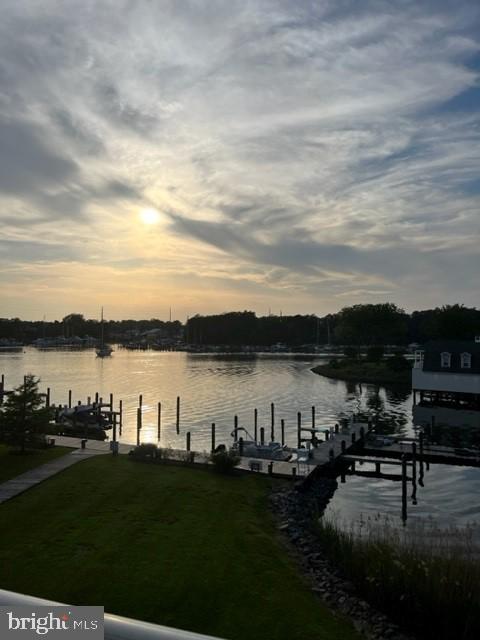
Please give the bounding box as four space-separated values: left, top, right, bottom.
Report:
254 408 258 443
68 389 72 408
234 415 238 442
270 403 275 442
312 406 315 429
136 407 142 446
176 396 180 434
186 432 191 452
157 402 162 441
260 427 265 445
297 412 301 449
401 454 408 522
119 399 123 436
211 423 216 453
281 419 285 447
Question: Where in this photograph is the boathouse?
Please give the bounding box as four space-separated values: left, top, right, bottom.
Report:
412 339 480 427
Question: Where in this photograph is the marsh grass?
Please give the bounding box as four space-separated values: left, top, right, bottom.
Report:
317 513 480 639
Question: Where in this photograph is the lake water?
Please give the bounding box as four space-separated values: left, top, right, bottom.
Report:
1 348 479 538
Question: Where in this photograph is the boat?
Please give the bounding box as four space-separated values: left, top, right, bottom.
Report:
96 308 113 358
56 404 112 440
230 427 291 461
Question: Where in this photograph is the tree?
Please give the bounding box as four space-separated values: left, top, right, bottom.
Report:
0 375 52 452
334 303 408 345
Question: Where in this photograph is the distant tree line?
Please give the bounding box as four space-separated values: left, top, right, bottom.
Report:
1 304 478 346
185 304 479 346
0 314 182 343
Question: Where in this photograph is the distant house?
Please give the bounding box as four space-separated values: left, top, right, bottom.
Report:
412 340 480 426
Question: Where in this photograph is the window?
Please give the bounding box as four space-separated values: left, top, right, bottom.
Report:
440 352 451 368
461 353 471 369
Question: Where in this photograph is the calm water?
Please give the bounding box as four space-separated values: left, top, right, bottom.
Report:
1 348 479 536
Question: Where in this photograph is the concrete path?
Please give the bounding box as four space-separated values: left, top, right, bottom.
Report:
0 448 106 505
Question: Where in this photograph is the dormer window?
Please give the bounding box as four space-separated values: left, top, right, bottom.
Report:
440 352 451 368
461 353 471 369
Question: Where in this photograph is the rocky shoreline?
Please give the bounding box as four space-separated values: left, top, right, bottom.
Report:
269 478 414 640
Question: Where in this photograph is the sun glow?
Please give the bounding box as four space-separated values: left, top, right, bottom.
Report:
139 208 161 225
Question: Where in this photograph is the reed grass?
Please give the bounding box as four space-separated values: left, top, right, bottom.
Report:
317 512 480 640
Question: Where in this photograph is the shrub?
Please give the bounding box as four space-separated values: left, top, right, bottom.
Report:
210 449 240 474
387 353 411 371
129 443 158 459
343 346 359 360
366 345 384 362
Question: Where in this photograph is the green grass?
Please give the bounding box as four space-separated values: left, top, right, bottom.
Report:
317 516 480 640
0 444 73 483
312 361 410 385
0 456 359 640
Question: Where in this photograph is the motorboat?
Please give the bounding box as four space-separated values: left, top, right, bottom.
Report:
56 404 112 440
230 427 291 461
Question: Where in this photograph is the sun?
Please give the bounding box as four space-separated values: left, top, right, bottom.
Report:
139 208 161 225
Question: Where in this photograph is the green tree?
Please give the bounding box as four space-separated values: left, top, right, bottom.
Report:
0 375 52 452
335 303 408 345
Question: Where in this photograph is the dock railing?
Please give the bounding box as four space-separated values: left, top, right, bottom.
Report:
0 589 222 640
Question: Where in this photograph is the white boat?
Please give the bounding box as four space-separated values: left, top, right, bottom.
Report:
230 427 291 461
96 307 113 358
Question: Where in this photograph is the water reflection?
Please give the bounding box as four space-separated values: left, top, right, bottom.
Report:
1 348 479 532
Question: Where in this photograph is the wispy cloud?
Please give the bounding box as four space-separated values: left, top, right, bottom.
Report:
0 0 478 318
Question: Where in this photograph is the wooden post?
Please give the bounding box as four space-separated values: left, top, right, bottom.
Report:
109 393 113 411
324 429 329 441
78 400 81 406
233 415 238 441
254 408 258 442
157 402 162 441
375 462 381 474
139 394 143 409
297 412 301 449
260 427 265 445
401 454 407 522
411 442 417 495
186 432 191 452
239 437 244 456
281 419 285 447
176 396 180 434
87 396 91 405
270 403 275 442
112 417 117 455
46 387 50 407
312 406 315 429
68 389 72 408
137 407 142 446
119 399 123 436
211 423 216 452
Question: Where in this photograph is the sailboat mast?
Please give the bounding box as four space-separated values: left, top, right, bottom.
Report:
101 307 104 347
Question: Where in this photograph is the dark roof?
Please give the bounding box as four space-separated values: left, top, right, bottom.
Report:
423 340 480 374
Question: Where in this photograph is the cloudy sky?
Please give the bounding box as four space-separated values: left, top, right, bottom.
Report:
0 0 479 321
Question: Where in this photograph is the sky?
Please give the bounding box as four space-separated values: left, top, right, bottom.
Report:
0 0 479 321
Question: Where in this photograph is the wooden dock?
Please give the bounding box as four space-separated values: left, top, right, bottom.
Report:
361 436 480 468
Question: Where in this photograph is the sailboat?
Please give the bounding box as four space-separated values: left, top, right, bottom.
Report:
96 307 113 358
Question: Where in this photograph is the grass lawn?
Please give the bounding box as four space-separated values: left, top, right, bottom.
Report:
312 361 410 385
0 444 73 483
0 456 360 640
